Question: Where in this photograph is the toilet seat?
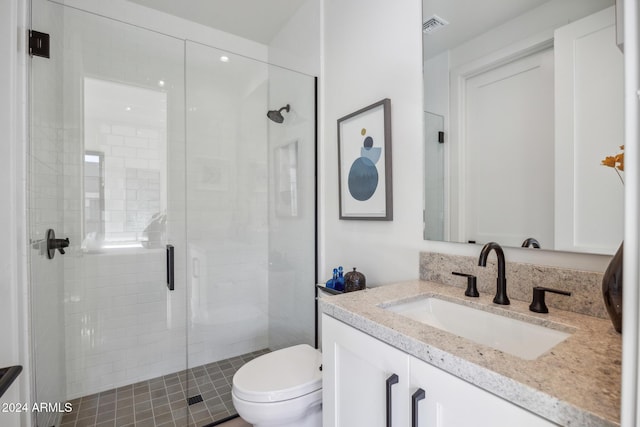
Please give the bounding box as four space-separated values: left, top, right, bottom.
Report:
232 344 322 403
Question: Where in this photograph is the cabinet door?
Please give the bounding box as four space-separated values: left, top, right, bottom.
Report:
322 314 410 427
409 356 558 427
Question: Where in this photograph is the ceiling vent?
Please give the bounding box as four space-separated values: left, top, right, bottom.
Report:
423 15 449 35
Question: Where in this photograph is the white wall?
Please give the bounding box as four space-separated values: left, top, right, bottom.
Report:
268 0 321 77
321 0 425 284
0 0 29 426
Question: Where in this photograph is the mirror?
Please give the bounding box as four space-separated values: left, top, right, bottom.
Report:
422 0 623 255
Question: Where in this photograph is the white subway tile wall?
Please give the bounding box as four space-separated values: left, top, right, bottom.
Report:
58 8 187 399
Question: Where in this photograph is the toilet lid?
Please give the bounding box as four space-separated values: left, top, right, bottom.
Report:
232 344 322 403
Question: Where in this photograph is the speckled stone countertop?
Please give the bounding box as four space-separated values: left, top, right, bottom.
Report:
320 280 621 427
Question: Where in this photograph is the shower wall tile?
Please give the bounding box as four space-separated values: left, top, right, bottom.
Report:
64 256 189 399
58 8 188 399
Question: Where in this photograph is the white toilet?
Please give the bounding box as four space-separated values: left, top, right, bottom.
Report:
231 344 323 427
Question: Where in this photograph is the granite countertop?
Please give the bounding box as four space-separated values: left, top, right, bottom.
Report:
320 280 621 427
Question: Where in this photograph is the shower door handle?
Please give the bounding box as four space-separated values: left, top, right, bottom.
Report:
166 244 174 291
46 229 70 259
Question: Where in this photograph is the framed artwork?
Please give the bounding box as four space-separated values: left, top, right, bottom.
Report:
337 98 392 220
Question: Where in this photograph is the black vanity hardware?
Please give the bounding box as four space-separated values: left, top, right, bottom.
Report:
529 287 572 313
411 388 426 427
452 271 479 297
46 229 69 259
478 242 510 305
0 365 22 398
166 244 175 291
386 373 399 427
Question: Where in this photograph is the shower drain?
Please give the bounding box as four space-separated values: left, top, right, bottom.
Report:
188 394 204 405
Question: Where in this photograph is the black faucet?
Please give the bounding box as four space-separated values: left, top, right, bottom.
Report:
529 287 571 313
478 242 510 305
521 237 541 248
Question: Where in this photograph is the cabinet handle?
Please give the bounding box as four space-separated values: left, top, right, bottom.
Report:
386 373 399 427
412 388 426 427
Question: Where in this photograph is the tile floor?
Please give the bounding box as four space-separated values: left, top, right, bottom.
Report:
59 349 267 427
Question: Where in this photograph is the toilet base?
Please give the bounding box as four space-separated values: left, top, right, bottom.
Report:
232 388 322 427
250 403 321 427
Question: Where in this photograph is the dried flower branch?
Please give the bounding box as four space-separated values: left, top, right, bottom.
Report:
601 145 625 184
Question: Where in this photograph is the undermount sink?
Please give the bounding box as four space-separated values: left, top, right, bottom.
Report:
384 297 571 360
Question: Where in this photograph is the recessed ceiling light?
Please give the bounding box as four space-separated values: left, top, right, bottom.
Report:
158 80 165 87
125 106 132 111
220 56 230 63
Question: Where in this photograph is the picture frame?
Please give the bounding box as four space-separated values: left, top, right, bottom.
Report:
337 98 392 220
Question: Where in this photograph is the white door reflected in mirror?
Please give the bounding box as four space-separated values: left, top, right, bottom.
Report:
423 0 623 255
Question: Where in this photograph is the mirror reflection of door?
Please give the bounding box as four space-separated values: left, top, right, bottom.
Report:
423 1 624 254
462 47 554 247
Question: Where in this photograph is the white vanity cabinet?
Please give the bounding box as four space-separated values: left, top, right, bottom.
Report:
322 313 410 427
322 314 557 427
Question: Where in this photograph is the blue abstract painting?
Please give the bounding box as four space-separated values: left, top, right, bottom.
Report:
338 99 392 220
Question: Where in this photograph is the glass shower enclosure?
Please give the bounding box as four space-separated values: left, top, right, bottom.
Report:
29 1 316 426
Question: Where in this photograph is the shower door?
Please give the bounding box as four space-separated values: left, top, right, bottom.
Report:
184 42 317 422
30 2 317 426
30 1 189 425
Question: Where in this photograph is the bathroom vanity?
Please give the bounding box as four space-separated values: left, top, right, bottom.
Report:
320 280 620 427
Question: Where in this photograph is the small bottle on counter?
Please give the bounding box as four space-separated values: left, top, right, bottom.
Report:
326 268 339 289
335 266 345 291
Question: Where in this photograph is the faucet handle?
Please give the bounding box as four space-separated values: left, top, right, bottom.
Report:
452 272 479 297
529 286 571 313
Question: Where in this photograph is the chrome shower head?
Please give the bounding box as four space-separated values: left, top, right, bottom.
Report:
267 104 290 123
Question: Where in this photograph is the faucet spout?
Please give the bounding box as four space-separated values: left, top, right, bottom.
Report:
478 242 510 305
521 237 541 248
